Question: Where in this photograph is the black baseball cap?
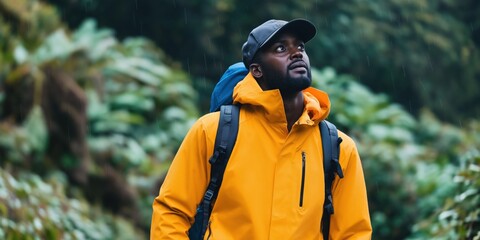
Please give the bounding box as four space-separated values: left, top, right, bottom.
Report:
241 19 317 68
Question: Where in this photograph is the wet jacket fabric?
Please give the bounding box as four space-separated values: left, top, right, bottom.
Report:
151 73 372 239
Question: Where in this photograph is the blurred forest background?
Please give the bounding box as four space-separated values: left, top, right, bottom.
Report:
0 0 479 239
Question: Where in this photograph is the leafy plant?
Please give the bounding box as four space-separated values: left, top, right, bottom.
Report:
1 0 199 237
45 0 480 120
0 169 143 239
313 67 421 238
312 67 480 239
410 148 480 240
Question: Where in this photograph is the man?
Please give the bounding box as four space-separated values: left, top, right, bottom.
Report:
151 19 372 239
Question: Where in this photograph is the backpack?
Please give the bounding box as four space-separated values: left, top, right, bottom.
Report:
188 105 344 240
209 62 248 112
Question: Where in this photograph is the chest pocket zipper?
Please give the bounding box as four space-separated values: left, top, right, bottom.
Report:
299 152 306 207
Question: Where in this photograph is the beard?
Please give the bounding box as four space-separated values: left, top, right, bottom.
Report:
281 70 312 95
263 67 312 97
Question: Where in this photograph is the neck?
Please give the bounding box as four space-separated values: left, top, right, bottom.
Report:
282 91 304 132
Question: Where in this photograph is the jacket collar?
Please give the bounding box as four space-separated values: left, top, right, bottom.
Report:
232 73 331 126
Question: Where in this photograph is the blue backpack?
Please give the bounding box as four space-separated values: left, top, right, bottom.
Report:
209 62 249 112
189 63 344 240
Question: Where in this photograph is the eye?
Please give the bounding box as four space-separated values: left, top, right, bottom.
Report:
298 43 305 51
275 45 286 53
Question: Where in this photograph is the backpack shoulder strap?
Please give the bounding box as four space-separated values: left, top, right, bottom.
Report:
320 120 344 240
189 104 240 240
209 104 240 181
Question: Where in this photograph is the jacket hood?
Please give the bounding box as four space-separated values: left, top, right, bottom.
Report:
232 73 331 125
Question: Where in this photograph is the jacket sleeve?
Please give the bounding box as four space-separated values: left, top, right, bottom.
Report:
150 116 216 239
329 133 372 240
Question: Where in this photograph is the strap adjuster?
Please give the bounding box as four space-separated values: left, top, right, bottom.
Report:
204 190 214 201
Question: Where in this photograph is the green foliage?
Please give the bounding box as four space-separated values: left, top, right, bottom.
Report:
0 106 47 163
1 0 199 237
410 149 480 240
46 0 480 120
313 68 421 238
312 68 480 239
2 12 199 170
0 169 143 239
1 1 479 239
52 19 200 169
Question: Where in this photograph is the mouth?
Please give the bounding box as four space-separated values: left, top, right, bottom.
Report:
289 61 308 72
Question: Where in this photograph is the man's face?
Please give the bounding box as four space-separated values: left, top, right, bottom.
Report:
256 31 312 96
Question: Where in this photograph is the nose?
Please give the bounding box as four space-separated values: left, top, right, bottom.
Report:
290 48 303 60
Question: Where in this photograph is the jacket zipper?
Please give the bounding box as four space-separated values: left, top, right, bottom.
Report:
299 151 306 207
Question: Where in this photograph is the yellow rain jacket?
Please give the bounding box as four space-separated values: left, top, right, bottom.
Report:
151 73 372 239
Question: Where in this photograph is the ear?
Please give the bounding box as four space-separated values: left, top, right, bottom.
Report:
250 63 263 78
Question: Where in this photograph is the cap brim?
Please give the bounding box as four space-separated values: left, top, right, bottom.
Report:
259 19 317 49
